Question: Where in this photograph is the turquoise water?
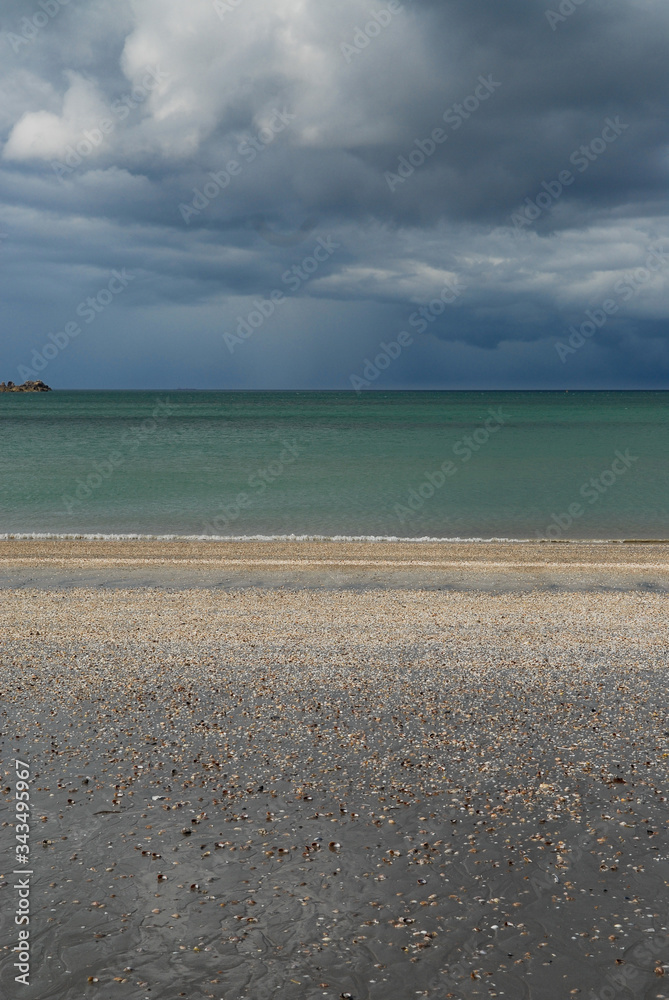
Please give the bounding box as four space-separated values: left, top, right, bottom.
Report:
1 390 667 539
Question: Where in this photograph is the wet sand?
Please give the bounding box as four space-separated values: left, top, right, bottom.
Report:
1 538 669 590
1 543 669 999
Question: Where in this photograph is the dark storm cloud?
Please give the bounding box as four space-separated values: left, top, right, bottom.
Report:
0 0 667 387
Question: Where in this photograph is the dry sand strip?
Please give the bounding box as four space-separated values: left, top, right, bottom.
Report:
1 539 669 589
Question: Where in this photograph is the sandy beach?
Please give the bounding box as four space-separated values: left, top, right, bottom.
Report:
4 0 669 993
2 538 669 589
1 542 668 999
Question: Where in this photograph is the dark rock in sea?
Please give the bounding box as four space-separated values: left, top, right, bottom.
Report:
0 379 52 392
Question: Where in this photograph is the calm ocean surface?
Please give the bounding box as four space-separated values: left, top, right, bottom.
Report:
1 390 667 540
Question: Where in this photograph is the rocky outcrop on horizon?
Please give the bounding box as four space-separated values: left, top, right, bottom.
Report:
0 380 52 392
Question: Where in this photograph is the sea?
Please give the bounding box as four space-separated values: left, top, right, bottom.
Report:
1 390 667 540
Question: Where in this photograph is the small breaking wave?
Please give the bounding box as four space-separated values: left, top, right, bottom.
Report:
0 532 657 544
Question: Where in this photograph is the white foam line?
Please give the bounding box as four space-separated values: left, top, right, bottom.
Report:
0 533 664 544
0 533 533 542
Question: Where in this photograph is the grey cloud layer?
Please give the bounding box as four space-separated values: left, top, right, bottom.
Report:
0 0 668 387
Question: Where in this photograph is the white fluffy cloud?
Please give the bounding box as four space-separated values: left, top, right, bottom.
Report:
2 0 434 165
3 72 109 160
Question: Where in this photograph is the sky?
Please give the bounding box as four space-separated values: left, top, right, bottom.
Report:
1 0 668 389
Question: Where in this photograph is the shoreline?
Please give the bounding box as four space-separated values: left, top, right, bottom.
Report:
3 532 669 542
